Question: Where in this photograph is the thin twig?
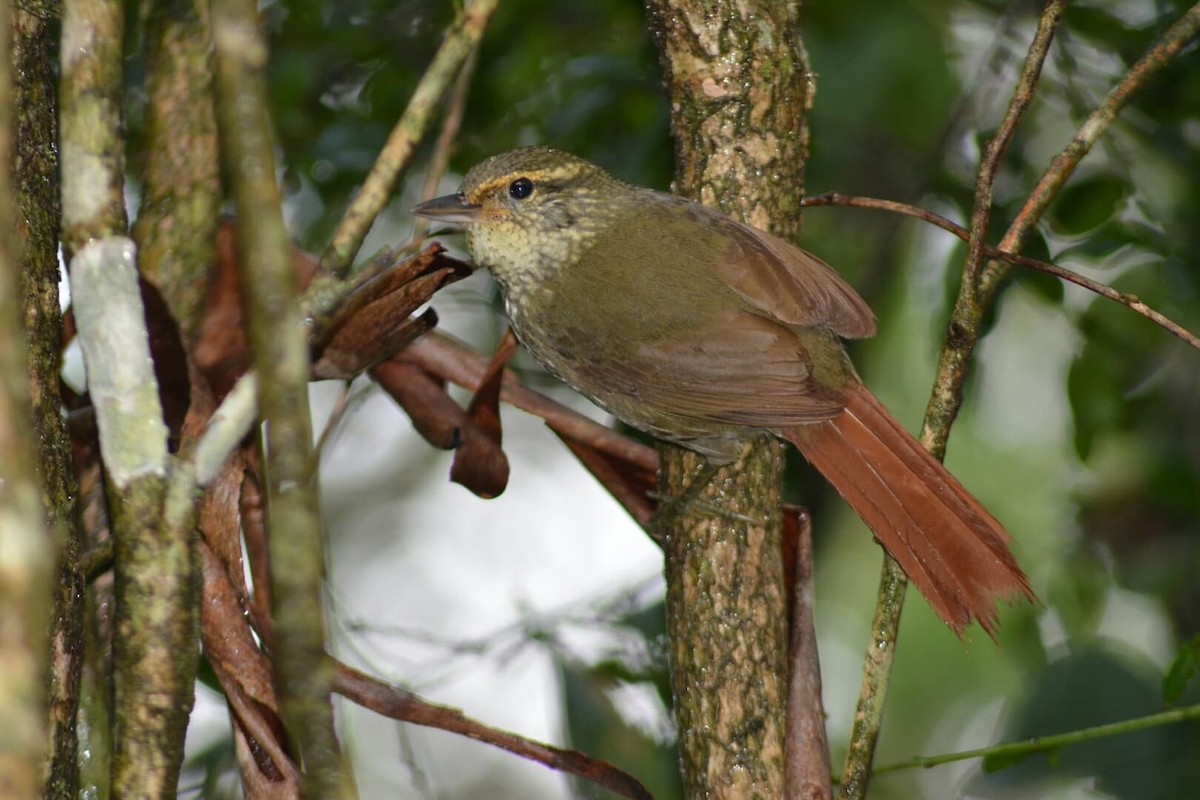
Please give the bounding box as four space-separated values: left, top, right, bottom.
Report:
923 0 1067 449
836 557 907 800
318 0 499 279
411 44 480 244
987 1 1200 299
873 702 1200 777
802 193 1200 351
843 3 1200 795
918 0 1200 458
332 662 654 800
963 0 1066 287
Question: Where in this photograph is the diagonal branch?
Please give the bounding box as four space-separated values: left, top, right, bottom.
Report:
317 0 499 280
801 193 1200 351
962 0 1066 288
986 1 1200 298
333 662 654 800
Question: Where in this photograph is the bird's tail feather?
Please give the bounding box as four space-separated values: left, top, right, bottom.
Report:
783 382 1033 636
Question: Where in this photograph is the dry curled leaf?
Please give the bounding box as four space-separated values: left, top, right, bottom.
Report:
198 542 299 795
372 359 466 450
312 244 472 379
448 330 517 498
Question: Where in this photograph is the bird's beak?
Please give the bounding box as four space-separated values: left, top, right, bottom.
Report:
411 193 483 225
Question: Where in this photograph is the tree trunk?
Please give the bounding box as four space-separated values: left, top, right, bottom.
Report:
645 1 813 797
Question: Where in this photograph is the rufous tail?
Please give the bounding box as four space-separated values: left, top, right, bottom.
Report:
782 382 1034 637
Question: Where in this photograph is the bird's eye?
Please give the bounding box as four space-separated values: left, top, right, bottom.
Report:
508 177 534 200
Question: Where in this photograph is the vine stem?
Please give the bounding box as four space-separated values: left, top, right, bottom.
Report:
872 702 1200 776
317 0 499 279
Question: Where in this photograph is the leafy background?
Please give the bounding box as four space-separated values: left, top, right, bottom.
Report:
130 0 1200 797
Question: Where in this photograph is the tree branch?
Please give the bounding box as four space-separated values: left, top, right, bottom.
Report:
61 0 200 792
131 0 221 344
12 2 81 795
842 3 1200 795
333 663 653 800
986 1 1200 298
962 0 1065 287
645 1 809 796
317 0 499 280
801 193 1200 351
212 0 353 794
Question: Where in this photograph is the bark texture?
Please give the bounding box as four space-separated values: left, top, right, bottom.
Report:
60 0 200 793
11 5 83 798
132 0 221 344
1 5 56 798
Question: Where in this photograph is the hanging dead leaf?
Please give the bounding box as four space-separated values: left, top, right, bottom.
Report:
448 330 517 498
198 541 299 794
371 358 466 450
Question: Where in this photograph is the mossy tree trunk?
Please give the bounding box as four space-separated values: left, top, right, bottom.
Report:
9 3 85 797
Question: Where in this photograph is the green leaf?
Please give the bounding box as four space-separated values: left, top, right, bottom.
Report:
1050 174 1128 235
1016 264 1065 305
1067 347 1125 461
1162 635 1200 704
1056 219 1169 262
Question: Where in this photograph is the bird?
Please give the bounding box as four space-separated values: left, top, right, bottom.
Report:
412 146 1033 635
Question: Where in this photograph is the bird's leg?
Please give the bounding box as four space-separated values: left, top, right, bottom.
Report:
645 461 759 540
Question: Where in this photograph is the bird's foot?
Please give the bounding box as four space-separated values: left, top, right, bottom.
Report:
643 462 763 541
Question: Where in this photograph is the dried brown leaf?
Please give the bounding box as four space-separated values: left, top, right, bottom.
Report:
448 332 516 498
198 541 298 793
371 358 465 450
311 246 471 378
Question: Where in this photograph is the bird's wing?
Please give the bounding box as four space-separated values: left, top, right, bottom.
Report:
593 307 848 428
698 204 877 340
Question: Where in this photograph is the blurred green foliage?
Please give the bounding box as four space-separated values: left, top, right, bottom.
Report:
118 0 1200 795
261 0 673 248
558 599 681 800
975 647 1200 799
